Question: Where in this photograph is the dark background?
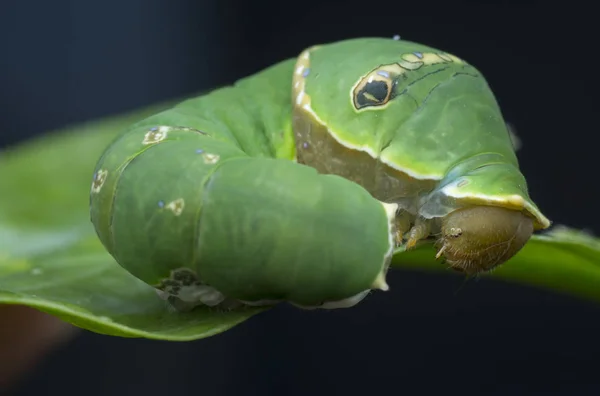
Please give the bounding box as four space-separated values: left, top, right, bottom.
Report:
2 1 598 395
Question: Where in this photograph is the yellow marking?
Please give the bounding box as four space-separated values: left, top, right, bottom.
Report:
438 53 453 62
352 51 465 112
401 52 464 69
401 53 422 63
398 59 423 70
379 64 406 76
166 198 185 216
362 92 378 102
445 53 464 64
398 51 465 71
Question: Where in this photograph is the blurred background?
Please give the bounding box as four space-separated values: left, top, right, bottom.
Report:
1 0 598 395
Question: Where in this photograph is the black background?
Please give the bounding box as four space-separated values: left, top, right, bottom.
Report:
2 1 599 395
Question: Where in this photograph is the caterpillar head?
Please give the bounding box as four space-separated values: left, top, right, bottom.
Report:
436 205 534 274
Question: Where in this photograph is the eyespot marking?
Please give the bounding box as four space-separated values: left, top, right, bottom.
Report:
91 169 108 193
157 200 165 208
203 153 220 164
352 65 400 110
302 68 310 77
195 148 204 154
352 50 467 112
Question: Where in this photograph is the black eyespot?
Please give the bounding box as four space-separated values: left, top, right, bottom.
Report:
354 78 394 109
352 65 403 110
357 80 389 106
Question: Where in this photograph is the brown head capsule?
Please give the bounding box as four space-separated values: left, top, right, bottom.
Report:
435 205 534 275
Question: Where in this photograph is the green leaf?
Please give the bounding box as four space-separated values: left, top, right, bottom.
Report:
0 228 265 341
1 101 599 341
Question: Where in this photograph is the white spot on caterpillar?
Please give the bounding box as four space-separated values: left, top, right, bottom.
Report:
30 268 43 276
202 153 220 164
165 198 185 216
142 126 170 145
91 169 108 193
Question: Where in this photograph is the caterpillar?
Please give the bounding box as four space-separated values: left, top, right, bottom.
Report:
89 37 550 311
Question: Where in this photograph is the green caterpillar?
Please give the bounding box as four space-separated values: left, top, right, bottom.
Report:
89 37 550 311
